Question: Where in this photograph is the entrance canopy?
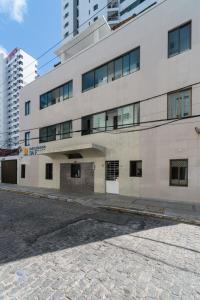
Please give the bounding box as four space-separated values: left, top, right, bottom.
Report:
39 143 106 158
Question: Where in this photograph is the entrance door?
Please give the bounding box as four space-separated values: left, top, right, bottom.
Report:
60 162 94 193
1 160 17 184
105 161 119 194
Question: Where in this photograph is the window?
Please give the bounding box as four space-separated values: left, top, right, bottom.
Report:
168 89 191 119
82 71 94 92
82 103 140 135
39 121 72 143
170 159 188 186
168 22 191 57
40 80 73 109
25 101 30 115
130 161 142 177
71 164 81 178
82 47 140 92
21 165 25 178
25 132 30 146
93 4 98 10
95 65 108 87
46 163 53 180
106 161 119 181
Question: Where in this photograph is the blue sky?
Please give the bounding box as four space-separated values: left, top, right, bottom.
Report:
0 0 61 74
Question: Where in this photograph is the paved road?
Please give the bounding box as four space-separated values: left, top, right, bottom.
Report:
0 191 200 300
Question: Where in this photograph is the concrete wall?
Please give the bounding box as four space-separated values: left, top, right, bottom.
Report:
19 0 200 202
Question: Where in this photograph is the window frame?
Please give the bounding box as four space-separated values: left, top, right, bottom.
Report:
169 159 188 187
82 46 140 93
167 88 192 120
40 80 73 110
46 163 53 180
168 21 191 58
25 100 30 116
130 160 142 177
81 102 140 135
25 131 30 146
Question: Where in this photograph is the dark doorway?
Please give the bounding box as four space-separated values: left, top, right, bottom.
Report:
1 160 17 184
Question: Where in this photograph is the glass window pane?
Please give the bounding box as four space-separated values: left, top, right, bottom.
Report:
82 116 93 135
47 125 57 141
40 94 48 109
63 83 69 100
93 112 106 133
106 109 118 130
118 105 133 128
47 91 56 106
61 122 71 139
108 61 114 82
133 103 140 124
130 48 140 73
123 54 130 76
180 23 191 53
168 93 179 119
168 29 179 57
114 58 123 80
180 90 191 118
82 71 94 92
68 81 73 98
95 65 108 87
171 166 179 180
180 167 187 180
39 128 48 143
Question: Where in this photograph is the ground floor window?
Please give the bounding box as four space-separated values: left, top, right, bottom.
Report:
170 159 188 186
71 164 81 178
46 163 53 180
130 160 142 177
21 164 26 179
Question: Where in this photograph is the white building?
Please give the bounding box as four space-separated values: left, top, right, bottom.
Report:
0 50 7 148
19 0 200 203
6 48 37 149
62 0 157 40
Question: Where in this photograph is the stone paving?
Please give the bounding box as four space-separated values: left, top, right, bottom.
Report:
0 190 200 299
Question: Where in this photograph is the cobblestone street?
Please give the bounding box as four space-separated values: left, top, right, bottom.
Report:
0 191 200 299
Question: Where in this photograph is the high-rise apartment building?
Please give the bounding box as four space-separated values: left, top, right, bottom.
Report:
6 48 37 149
0 50 7 148
62 0 157 40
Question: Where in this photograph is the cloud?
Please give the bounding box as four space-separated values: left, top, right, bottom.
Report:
0 0 27 23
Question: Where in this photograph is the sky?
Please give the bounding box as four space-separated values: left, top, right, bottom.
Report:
0 0 61 74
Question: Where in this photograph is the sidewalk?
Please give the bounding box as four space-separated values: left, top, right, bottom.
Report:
0 183 200 225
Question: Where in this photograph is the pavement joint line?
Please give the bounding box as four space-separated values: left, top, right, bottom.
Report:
101 206 200 226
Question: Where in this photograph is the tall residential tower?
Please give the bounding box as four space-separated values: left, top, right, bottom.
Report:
6 48 37 149
62 0 157 40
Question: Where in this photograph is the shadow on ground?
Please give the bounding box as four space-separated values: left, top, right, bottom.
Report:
0 190 177 266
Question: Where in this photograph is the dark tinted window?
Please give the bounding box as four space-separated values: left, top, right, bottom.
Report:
130 161 142 177
46 163 53 180
168 22 191 57
71 164 81 178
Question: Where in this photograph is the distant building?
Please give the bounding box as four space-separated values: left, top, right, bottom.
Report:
6 48 37 149
0 50 7 148
62 0 158 41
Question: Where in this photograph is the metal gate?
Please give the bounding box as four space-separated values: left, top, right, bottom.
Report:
60 163 94 193
1 160 17 184
105 161 119 194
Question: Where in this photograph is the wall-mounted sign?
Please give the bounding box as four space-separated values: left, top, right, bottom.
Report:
22 145 46 156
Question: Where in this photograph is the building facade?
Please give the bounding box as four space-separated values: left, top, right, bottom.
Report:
62 0 157 40
6 48 37 149
0 50 7 147
20 0 200 202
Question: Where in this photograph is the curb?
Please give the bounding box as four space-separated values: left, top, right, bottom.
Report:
101 205 200 226
0 187 69 202
1 187 200 226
